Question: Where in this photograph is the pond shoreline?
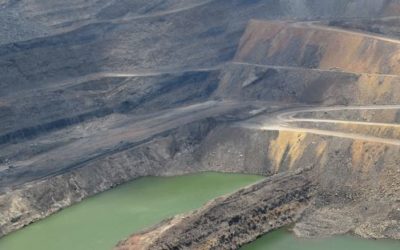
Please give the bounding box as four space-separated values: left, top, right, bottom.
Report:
0 172 263 250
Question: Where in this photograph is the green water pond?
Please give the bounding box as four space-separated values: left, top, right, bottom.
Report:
0 172 262 250
1 172 398 250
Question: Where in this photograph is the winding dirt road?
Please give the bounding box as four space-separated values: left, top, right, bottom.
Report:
239 104 400 146
295 22 400 44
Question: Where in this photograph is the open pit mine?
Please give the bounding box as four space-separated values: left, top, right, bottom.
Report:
0 1 400 250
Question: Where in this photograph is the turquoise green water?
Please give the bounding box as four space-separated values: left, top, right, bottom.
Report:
0 172 263 250
241 228 400 250
2 173 399 250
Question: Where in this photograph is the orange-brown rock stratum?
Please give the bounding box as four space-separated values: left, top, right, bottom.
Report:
235 20 400 75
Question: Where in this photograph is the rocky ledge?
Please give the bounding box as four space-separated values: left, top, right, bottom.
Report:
114 168 316 250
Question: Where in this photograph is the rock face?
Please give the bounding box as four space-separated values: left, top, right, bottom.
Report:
0 118 222 237
235 20 400 75
113 123 400 248
0 110 264 237
1 0 400 249
217 63 400 105
114 168 316 250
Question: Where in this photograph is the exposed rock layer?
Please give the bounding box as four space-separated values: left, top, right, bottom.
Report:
235 20 400 75
113 124 400 248
115 169 315 250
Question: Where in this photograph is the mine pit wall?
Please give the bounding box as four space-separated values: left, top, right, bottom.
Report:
213 126 400 197
199 126 400 239
1 119 400 239
0 117 276 238
235 20 400 75
199 126 400 202
217 64 400 106
115 126 400 249
0 70 220 144
115 169 316 250
0 118 221 238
